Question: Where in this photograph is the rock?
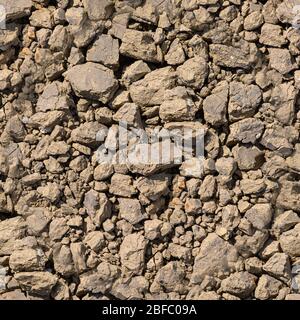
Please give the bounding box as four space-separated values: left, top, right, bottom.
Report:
0 0 32 21
9 249 46 272
165 39 186 65
53 244 75 277
71 122 108 146
270 82 297 125
109 173 136 198
87 34 119 69
159 98 197 122
83 0 114 20
151 261 187 294
259 24 286 47
120 29 163 63
118 198 146 225
122 60 151 87
180 158 205 179
36 81 72 112
191 233 240 283
113 103 142 127
77 262 120 295
244 203 272 229
244 11 264 31
276 181 300 212
209 43 257 69
228 82 262 122
269 48 296 74
273 210 300 233
279 223 300 257
228 118 265 144
233 145 264 171
0 217 27 256
255 274 283 300
203 84 228 126
221 272 257 298
120 233 147 275
263 253 291 283
65 62 118 103
177 57 208 89
129 66 177 107
215 157 237 177
14 272 57 296
83 231 106 253
136 174 169 201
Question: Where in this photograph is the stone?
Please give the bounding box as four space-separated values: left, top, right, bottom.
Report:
87 34 119 69
129 66 177 107
191 233 240 283
177 57 208 89
0 0 32 21
65 62 118 103
120 29 163 63
279 223 300 257
228 82 262 122
118 198 146 225
14 272 57 296
244 203 272 230
233 145 264 171
120 233 147 275
221 272 257 298
269 48 296 74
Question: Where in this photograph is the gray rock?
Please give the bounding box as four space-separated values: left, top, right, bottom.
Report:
65 62 118 103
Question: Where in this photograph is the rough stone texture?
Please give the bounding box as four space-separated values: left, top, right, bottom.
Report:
0 0 300 302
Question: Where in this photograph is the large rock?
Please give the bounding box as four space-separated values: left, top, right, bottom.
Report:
65 62 118 103
120 29 163 63
0 217 27 256
120 233 147 275
280 223 300 257
191 233 240 283
129 66 177 107
0 0 32 21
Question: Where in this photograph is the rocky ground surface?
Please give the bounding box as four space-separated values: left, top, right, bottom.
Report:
1 0 300 300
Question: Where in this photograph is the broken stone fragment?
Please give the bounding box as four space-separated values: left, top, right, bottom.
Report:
165 39 186 65
53 244 75 277
191 233 240 283
120 233 147 275
151 261 187 294
203 84 228 126
276 181 300 212
244 203 272 230
221 272 257 298
77 262 120 295
209 43 257 69
228 81 262 122
14 272 57 297
136 174 169 201
71 122 108 146
129 66 177 107
118 198 146 225
0 0 32 21
9 249 46 272
65 62 118 103
113 103 143 128
36 81 72 112
263 253 291 283
279 223 300 257
159 98 197 122
87 34 119 69
254 274 283 300
228 118 265 144
268 48 296 75
233 145 264 171
259 23 286 47
120 29 163 63
109 173 136 198
177 56 208 89
83 0 114 21
0 216 27 255
121 60 151 87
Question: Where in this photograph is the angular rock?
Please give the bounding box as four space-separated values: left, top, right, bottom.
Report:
65 62 118 103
